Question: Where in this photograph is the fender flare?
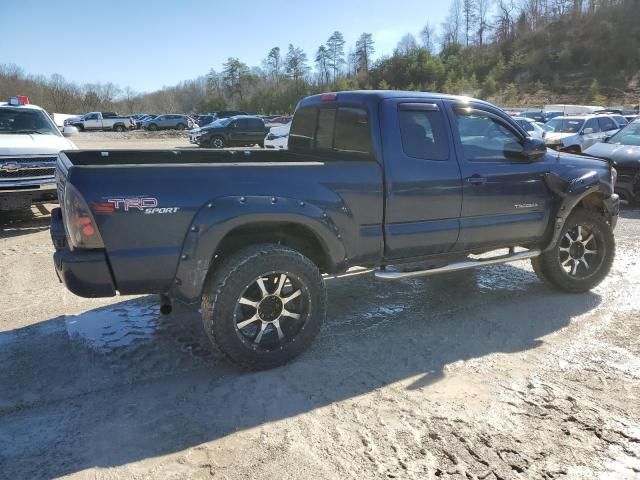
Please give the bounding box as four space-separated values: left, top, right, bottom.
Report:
171 195 347 302
542 170 608 251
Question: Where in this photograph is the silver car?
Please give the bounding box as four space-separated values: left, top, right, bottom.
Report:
543 115 620 153
142 114 195 131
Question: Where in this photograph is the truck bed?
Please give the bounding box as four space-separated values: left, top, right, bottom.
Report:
57 149 384 299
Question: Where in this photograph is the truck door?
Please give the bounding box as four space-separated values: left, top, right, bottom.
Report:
446 102 549 251
382 99 462 259
84 113 101 130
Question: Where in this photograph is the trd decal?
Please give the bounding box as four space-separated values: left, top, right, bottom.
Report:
107 197 180 214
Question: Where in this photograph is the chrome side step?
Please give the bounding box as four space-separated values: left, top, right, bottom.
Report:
374 249 541 281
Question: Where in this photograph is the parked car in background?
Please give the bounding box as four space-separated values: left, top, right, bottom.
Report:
519 110 546 123
513 116 545 139
70 112 133 132
195 115 215 127
543 114 620 153
264 122 291 149
544 111 565 122
585 119 640 205
191 115 268 148
142 114 195 131
0 96 77 210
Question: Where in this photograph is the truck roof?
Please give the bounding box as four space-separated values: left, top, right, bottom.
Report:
299 90 495 110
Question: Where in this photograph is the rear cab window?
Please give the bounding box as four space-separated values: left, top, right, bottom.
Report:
289 104 372 158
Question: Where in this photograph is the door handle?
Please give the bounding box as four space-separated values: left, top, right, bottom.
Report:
467 175 487 185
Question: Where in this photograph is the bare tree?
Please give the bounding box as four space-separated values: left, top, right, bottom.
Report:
441 0 463 45
476 0 493 45
420 22 437 53
396 33 418 54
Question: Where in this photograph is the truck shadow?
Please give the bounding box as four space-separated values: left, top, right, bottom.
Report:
0 264 601 478
0 203 53 239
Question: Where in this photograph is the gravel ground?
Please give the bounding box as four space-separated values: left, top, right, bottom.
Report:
70 130 194 150
1 199 639 479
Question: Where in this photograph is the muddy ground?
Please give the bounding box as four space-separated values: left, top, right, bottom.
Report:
0 150 639 478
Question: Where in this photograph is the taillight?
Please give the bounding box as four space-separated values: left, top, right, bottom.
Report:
62 183 104 250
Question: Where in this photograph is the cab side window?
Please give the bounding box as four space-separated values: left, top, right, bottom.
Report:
453 106 524 162
398 106 449 161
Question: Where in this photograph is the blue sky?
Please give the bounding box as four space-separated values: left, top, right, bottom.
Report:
1 0 450 92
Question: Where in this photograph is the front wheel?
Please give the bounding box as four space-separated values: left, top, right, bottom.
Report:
147 123 158 131
201 244 326 370
532 209 615 293
176 123 186 130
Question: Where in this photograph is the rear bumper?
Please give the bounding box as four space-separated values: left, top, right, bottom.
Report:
50 207 116 298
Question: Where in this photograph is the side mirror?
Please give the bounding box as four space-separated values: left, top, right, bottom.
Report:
63 126 79 137
583 127 594 135
521 137 546 160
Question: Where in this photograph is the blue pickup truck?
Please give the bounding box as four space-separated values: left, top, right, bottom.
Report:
51 91 619 370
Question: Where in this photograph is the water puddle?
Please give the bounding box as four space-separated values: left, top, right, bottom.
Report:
65 300 159 351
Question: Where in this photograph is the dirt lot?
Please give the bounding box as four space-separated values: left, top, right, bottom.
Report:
0 139 639 478
70 130 194 150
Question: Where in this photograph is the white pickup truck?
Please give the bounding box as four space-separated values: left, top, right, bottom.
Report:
0 96 78 210
70 112 133 132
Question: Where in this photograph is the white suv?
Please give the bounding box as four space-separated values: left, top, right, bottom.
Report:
543 114 620 153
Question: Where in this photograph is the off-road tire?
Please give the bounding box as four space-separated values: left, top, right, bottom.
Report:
532 209 614 293
201 244 326 370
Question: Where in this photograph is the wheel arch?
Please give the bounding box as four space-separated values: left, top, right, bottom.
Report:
171 195 347 303
543 171 618 251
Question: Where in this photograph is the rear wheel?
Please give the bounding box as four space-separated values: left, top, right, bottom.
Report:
201 244 326 370
114 124 125 132
532 209 614 293
176 123 186 130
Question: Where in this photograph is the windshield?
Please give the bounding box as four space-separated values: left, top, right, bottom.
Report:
607 121 640 146
544 118 584 133
0 108 60 135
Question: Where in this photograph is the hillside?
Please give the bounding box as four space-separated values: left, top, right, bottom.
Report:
1 0 638 114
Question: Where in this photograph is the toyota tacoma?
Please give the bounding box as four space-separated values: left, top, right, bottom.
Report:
51 91 619 369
